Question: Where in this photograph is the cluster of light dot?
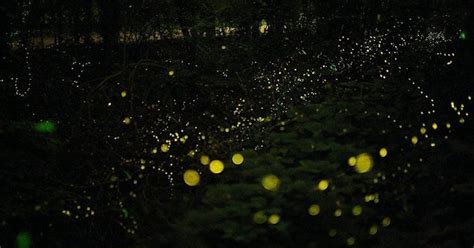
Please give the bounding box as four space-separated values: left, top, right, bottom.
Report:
3 12 471 243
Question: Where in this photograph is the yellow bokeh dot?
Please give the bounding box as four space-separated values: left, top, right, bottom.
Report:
123 117 131 125
411 136 418 145
161 143 169 153
369 225 378 235
183 170 200 186
209 160 224 174
446 123 451 129
259 19 268 34
308 204 321 216
420 127 427 135
379 148 388 158
432 123 438 130
200 155 210 165
268 214 280 224
334 209 342 217
355 153 373 173
352 205 362 216
365 194 375 202
232 153 244 165
348 156 357 166
261 174 280 191
317 179 329 191
346 237 355 246
253 211 267 224
121 91 127 97
382 217 391 227
168 70 175 76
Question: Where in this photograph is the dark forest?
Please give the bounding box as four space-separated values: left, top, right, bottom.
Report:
0 0 473 247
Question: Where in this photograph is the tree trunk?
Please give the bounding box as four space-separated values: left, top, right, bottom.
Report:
175 0 194 39
82 0 93 44
97 0 121 65
98 0 120 46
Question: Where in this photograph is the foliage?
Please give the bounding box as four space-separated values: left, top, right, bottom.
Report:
176 78 474 247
